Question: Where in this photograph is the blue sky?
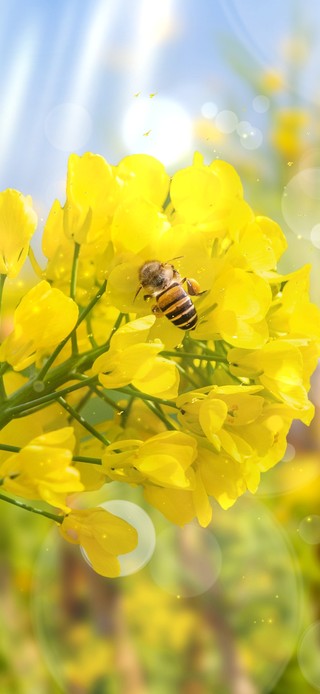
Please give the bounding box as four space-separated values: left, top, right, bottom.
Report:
0 0 319 221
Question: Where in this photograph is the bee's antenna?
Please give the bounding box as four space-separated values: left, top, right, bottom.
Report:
165 255 184 264
134 285 142 301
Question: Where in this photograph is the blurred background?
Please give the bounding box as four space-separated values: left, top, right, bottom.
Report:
0 0 320 691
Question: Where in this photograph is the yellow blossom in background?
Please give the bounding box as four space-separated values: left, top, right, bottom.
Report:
271 108 310 160
0 150 319 576
60 507 138 578
260 69 284 92
0 189 37 277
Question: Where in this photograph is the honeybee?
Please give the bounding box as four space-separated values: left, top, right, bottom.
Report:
135 259 203 331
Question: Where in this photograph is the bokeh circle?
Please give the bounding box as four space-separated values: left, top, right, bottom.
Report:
215 109 238 134
148 523 222 598
81 500 156 576
298 515 320 545
240 125 263 150
253 95 270 113
282 168 320 239
298 622 320 690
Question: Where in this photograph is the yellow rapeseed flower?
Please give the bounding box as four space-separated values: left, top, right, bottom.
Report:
0 189 37 277
170 154 243 226
226 216 287 273
268 265 320 343
196 445 260 511
91 315 179 398
177 385 264 460
0 428 82 511
92 341 179 398
194 267 272 347
0 280 78 370
111 196 170 254
60 507 138 577
102 431 197 489
115 154 170 206
63 152 117 244
229 340 314 423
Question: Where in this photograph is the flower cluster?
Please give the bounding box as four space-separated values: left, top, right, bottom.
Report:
0 152 319 577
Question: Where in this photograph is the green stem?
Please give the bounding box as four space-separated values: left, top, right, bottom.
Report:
37 280 107 381
73 455 102 465
0 362 9 377
143 399 177 430
77 280 107 327
70 242 80 301
75 311 124 372
0 314 159 431
0 274 7 400
86 314 98 348
70 311 124 381
120 395 135 427
0 347 106 430
57 396 110 447
174 362 199 388
91 386 123 412
162 350 228 363
6 376 99 416
73 388 93 414
0 273 5 318
0 375 6 401
105 312 125 348
0 443 102 466
36 338 74 383
0 491 64 523
70 242 80 355
117 386 179 409
0 443 20 453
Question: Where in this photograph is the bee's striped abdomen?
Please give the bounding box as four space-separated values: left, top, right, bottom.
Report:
156 282 198 330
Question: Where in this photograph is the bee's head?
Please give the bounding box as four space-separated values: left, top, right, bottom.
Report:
138 260 175 294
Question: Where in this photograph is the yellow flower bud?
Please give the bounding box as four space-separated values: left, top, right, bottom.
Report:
63 153 117 244
0 189 37 277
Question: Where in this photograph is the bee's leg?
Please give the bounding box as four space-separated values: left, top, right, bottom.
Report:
152 304 163 316
143 293 153 301
183 277 206 296
172 268 182 281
